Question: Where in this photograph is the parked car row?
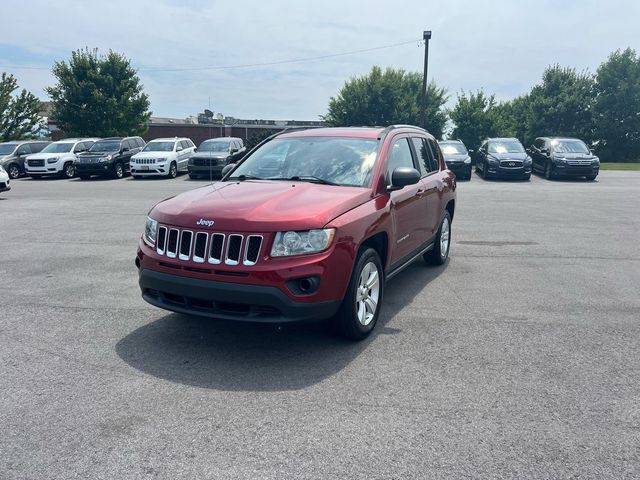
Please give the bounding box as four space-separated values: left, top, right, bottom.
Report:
0 136 247 181
438 136 599 181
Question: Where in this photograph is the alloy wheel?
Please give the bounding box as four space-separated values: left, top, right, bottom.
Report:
355 261 380 326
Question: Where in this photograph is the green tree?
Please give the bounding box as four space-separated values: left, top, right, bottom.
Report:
449 89 498 150
46 48 151 137
593 48 640 161
323 66 448 138
524 65 595 147
0 73 43 142
492 95 531 141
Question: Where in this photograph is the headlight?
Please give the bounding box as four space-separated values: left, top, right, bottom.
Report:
463 156 471 164
47 157 58 164
487 156 499 165
524 156 532 164
592 157 600 165
554 156 566 164
270 228 335 257
100 155 113 163
143 216 158 246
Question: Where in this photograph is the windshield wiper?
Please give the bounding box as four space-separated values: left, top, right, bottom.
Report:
229 174 263 181
269 175 338 186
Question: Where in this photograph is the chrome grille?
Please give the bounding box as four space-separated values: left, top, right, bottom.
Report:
28 159 45 167
500 160 523 168
135 158 156 164
567 159 592 166
155 226 262 266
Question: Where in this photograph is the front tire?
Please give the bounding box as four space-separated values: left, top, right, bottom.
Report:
168 162 177 178
113 162 124 179
62 162 75 179
545 162 554 180
7 164 20 179
586 174 597 181
424 211 452 266
332 248 384 341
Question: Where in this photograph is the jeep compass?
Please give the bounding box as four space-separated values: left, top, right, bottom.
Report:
136 126 456 340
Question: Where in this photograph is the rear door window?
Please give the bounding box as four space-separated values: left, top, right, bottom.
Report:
387 138 416 181
411 137 437 176
17 144 32 155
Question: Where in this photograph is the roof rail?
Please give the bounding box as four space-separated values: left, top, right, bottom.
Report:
377 124 427 141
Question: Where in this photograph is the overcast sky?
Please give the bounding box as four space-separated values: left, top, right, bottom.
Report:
1 0 638 120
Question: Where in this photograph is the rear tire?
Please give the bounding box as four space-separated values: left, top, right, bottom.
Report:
424 211 452 266
332 248 384 341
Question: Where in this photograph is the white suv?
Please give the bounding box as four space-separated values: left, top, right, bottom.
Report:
130 137 196 178
25 138 98 179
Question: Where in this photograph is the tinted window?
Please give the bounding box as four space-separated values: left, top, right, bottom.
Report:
412 138 436 175
137 138 145 148
534 138 544 149
426 139 441 171
488 140 525 154
387 138 415 179
17 144 31 155
31 143 49 153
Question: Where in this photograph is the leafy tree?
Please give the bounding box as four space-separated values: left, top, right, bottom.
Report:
323 66 448 138
449 90 498 150
524 65 595 147
0 73 43 142
492 95 531 141
46 48 151 137
593 48 640 161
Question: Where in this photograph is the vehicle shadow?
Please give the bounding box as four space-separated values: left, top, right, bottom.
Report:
115 261 447 392
532 171 597 183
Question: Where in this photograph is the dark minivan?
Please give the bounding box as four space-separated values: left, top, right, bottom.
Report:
75 137 145 179
529 137 599 181
0 141 51 179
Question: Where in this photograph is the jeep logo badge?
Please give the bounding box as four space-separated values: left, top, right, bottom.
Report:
196 219 215 227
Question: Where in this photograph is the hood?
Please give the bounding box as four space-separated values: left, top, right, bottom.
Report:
151 180 372 232
554 152 596 160
191 151 229 159
488 152 528 161
79 151 116 157
132 151 173 159
26 153 67 160
444 153 469 161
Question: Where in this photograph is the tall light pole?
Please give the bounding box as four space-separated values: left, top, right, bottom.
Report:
420 30 432 130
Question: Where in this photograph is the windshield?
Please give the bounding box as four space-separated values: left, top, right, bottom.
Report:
551 139 590 154
89 141 121 152
488 140 525 154
143 141 175 152
0 144 17 155
199 141 230 152
439 142 468 155
230 137 379 187
41 143 74 154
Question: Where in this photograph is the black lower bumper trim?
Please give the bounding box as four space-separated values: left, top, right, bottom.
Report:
138 268 341 323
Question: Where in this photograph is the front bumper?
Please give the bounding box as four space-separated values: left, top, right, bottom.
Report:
138 268 341 323
446 162 471 176
75 163 114 175
26 163 62 175
0 179 10 192
487 164 531 178
553 164 599 177
188 164 225 177
131 163 170 176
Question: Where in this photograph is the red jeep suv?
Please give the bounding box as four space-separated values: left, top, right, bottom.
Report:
136 126 456 340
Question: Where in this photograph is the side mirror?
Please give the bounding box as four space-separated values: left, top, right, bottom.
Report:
230 148 238 154
541 148 549 155
176 146 183 152
121 147 130 152
388 167 420 191
221 163 236 177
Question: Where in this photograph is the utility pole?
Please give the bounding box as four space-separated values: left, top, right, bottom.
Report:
420 30 432 130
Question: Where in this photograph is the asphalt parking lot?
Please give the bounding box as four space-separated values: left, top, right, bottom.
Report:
1 171 639 479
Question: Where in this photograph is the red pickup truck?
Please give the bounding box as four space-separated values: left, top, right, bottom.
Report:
136 125 456 340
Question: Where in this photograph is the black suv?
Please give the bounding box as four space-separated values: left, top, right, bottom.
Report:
75 137 145 179
528 137 599 181
188 137 246 179
475 138 532 180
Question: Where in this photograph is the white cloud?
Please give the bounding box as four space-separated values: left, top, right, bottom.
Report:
2 0 639 118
